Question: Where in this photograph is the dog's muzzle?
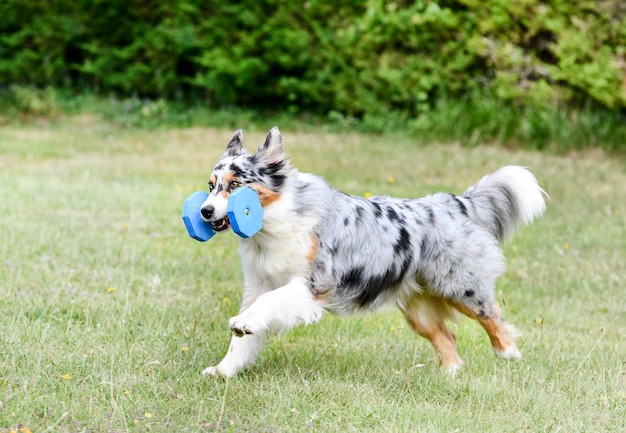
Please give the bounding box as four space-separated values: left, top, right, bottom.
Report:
211 216 231 232
200 204 231 232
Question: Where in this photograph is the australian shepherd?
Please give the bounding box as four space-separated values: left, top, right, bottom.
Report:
198 127 547 377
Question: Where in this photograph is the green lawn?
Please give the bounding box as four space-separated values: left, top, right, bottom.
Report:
1 115 625 432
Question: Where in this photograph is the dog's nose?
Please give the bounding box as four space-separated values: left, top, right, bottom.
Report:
200 205 214 220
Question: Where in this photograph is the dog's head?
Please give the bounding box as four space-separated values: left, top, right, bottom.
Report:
200 127 290 232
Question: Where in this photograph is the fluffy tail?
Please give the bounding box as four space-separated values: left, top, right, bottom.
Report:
462 166 547 242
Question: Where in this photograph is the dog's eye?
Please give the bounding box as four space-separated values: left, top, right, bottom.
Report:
229 180 241 190
208 182 214 192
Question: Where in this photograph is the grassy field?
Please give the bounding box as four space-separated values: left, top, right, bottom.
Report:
0 115 625 432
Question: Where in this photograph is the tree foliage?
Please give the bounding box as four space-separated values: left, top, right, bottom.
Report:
1 0 624 116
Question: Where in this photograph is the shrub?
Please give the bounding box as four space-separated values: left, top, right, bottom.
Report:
0 0 624 122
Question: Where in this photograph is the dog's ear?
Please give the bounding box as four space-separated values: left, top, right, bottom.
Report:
225 129 245 156
255 126 284 163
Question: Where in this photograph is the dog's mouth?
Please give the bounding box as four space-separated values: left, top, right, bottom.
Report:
211 215 231 232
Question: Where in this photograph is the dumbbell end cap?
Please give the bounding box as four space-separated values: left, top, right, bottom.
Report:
182 191 215 242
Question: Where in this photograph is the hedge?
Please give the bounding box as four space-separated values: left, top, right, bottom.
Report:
1 0 624 117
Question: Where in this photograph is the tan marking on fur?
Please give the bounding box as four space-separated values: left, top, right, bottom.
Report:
313 289 331 304
223 172 237 187
451 302 515 353
402 295 462 370
306 234 319 265
219 189 229 200
249 183 281 207
479 317 512 353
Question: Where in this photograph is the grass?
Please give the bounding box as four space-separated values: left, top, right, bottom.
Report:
0 113 625 432
2 86 625 154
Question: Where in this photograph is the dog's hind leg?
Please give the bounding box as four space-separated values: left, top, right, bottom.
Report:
202 333 268 378
451 300 521 361
400 294 463 375
228 276 326 338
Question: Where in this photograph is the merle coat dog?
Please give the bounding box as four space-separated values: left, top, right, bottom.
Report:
197 128 547 377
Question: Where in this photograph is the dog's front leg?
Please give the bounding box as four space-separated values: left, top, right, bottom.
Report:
202 283 268 378
201 332 268 378
202 277 325 377
228 276 326 337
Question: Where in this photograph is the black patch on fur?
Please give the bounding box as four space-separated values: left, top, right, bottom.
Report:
401 255 413 275
214 163 225 171
419 236 428 258
338 259 411 308
328 243 338 257
450 194 468 217
355 206 365 224
371 202 383 219
347 268 386 307
488 195 504 240
250 158 287 189
464 289 475 298
270 172 287 189
426 206 436 224
343 217 349 226
394 227 411 254
340 267 364 288
387 207 400 221
229 163 245 178
490 184 518 241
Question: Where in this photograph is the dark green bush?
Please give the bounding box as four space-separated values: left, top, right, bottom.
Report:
0 1 624 118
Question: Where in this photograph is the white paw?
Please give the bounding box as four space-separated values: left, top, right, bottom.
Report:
443 360 464 377
201 366 220 377
229 314 264 337
494 345 522 361
201 365 237 378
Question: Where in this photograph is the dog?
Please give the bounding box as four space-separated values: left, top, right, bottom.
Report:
198 127 547 377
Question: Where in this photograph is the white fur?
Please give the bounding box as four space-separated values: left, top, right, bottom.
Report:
490 166 548 225
202 333 268 378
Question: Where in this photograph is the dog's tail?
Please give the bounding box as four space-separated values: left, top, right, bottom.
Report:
461 166 547 242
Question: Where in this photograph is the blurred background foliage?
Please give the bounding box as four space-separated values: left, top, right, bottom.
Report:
1 0 624 150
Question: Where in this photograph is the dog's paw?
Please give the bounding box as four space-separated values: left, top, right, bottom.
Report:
201 366 220 377
494 345 522 361
443 360 464 377
201 365 237 378
230 322 253 337
229 314 263 337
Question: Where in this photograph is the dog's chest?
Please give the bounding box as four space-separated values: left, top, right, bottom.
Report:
238 222 316 288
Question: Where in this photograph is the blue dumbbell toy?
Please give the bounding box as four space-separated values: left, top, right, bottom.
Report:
182 187 263 241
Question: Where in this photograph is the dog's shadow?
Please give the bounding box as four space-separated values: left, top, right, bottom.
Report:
250 316 441 384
